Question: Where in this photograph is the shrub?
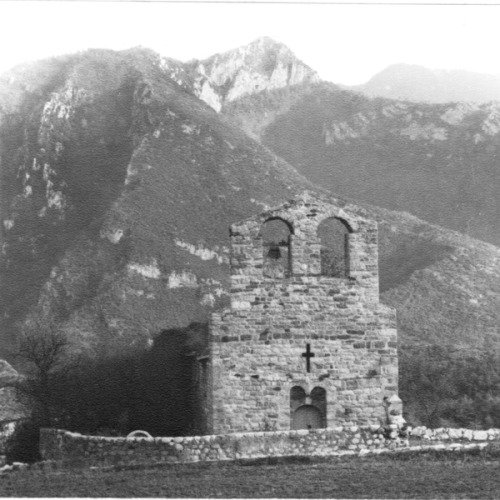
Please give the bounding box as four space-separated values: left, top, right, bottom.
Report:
5 420 40 464
400 346 500 428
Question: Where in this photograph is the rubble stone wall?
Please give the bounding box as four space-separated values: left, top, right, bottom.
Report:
410 426 500 442
39 425 407 467
39 425 500 468
208 194 399 434
0 421 19 465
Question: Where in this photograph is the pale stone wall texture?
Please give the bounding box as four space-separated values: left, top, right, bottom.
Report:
39 426 407 467
410 426 500 442
0 387 27 423
208 193 399 434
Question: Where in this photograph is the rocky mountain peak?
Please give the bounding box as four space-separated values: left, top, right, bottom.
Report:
190 37 320 111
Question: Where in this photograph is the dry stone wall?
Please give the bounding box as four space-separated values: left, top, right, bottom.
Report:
410 426 500 442
39 426 408 467
208 193 399 434
39 425 500 468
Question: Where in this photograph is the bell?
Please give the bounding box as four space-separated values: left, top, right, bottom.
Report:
267 245 281 260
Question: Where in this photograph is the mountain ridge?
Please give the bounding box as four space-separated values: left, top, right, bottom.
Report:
0 47 313 361
350 63 500 104
159 37 321 112
223 82 500 246
0 43 498 373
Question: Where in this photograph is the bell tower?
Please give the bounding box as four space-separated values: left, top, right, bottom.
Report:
207 192 399 434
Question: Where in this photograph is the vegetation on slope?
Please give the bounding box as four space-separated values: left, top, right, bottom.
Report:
401 347 500 429
225 83 500 247
0 49 143 355
0 48 312 360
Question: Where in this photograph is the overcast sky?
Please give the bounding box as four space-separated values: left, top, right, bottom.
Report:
2 1 500 85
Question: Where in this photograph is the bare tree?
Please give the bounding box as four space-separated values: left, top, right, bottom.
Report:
17 318 69 426
19 320 66 375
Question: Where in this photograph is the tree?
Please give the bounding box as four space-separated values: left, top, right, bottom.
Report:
17 318 69 426
400 346 500 429
400 346 458 427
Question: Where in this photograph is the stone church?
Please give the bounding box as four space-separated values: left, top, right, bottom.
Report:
205 193 399 434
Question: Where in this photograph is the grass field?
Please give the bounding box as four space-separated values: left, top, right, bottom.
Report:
2 447 500 498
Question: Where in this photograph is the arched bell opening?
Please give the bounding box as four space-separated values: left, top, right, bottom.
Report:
310 387 327 423
261 217 293 278
290 385 306 412
317 217 351 278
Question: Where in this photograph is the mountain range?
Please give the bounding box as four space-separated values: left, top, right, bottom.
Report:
0 38 499 371
351 63 500 104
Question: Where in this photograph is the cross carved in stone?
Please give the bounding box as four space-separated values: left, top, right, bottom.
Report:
301 343 315 373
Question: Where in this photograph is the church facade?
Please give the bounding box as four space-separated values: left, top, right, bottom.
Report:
207 193 399 434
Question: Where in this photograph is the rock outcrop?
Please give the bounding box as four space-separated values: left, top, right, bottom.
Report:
188 37 319 111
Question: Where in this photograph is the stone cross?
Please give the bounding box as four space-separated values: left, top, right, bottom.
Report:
301 343 315 373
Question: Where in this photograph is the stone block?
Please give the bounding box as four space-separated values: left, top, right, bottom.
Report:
448 428 463 440
463 430 474 441
472 430 488 441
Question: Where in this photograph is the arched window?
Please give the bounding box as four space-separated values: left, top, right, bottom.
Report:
317 217 350 278
310 386 326 402
290 386 306 412
261 218 292 278
310 387 327 426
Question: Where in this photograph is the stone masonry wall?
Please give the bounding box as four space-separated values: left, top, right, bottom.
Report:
208 193 398 434
410 426 500 442
39 426 407 467
40 426 500 468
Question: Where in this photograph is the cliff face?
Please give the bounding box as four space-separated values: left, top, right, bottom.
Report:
0 49 140 351
185 37 320 112
0 47 311 360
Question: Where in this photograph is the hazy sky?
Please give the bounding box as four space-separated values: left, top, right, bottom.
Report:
2 1 500 85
